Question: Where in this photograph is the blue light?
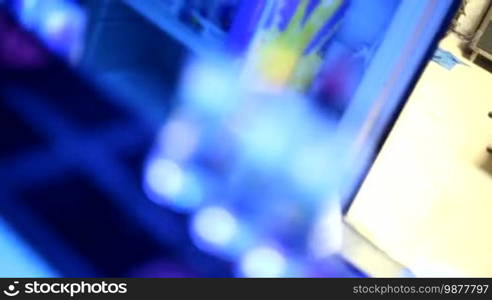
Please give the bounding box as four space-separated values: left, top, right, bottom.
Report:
144 158 203 212
180 59 240 118
308 200 343 259
288 142 333 193
158 117 200 162
238 246 287 278
146 158 184 199
238 110 292 168
191 206 238 247
0 217 58 277
40 8 68 37
12 0 87 60
138 0 457 277
234 94 318 171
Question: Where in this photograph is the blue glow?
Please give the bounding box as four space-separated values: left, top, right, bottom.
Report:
289 142 333 193
40 8 68 36
144 158 203 212
238 109 293 169
334 0 400 49
158 117 200 162
192 206 238 247
308 201 343 258
234 94 325 171
146 158 185 199
239 246 287 278
4 0 458 278
0 217 58 277
180 59 239 118
134 0 456 277
12 0 87 60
